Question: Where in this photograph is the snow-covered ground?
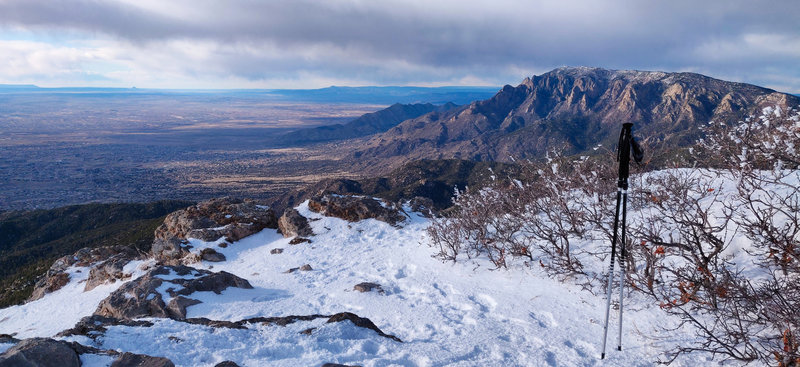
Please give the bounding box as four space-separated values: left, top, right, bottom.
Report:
0 196 722 366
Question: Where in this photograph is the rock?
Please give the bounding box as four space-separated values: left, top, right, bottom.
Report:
284 264 312 273
154 198 277 243
111 352 175 367
94 265 252 320
288 237 312 245
321 364 362 367
278 209 313 238
308 195 406 225
0 338 80 367
299 328 315 335
151 237 190 265
28 272 70 302
84 250 142 291
353 282 383 293
270 248 283 255
57 315 154 338
29 246 142 301
214 362 240 367
200 248 226 262
166 296 202 319
326 312 402 342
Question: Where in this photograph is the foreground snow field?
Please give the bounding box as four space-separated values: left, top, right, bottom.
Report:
0 197 719 367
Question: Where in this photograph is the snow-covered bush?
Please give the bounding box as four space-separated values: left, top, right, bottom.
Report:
427 105 800 365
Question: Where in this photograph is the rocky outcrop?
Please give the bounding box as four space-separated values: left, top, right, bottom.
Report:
151 198 276 264
110 352 174 367
277 208 313 238
308 195 406 225
29 246 142 301
84 248 143 291
58 315 154 339
0 337 176 367
0 338 80 367
94 265 252 320
154 197 277 242
353 67 800 171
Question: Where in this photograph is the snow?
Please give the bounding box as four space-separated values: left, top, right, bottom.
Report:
3 171 790 365
0 260 154 339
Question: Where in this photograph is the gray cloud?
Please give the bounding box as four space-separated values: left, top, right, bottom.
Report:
0 0 798 92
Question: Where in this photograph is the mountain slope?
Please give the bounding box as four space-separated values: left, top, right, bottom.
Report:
353 67 800 169
281 102 457 145
0 199 707 366
0 201 192 307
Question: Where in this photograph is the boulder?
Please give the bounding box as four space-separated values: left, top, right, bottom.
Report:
200 248 226 262
308 195 406 225
111 352 174 367
84 250 143 291
288 237 312 245
353 282 383 293
270 248 283 255
94 265 252 320
0 338 80 367
29 246 142 301
277 209 313 238
154 197 277 242
214 362 240 367
151 237 190 265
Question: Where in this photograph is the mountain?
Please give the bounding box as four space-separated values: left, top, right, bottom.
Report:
352 67 800 168
0 200 192 307
281 102 458 145
266 159 519 213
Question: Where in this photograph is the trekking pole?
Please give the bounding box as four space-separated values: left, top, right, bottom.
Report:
600 123 643 359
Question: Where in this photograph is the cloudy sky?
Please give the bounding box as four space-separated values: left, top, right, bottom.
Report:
0 0 798 92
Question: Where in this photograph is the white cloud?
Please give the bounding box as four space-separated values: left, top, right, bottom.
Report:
0 0 798 91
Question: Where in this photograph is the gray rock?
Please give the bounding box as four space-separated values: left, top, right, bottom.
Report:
308 195 406 225
270 248 283 255
200 248 226 262
289 237 312 245
84 251 142 291
278 208 313 238
353 282 383 293
94 265 252 320
0 338 80 367
29 246 142 301
57 315 154 339
154 198 277 243
166 296 202 319
327 312 402 342
299 264 313 271
214 362 240 367
151 237 190 265
111 352 174 367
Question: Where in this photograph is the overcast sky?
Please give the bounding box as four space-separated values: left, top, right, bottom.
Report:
0 0 798 92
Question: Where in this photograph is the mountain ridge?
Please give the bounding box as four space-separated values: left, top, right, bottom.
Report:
351 67 800 170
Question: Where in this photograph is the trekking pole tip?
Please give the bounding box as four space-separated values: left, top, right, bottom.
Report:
601 353 605 359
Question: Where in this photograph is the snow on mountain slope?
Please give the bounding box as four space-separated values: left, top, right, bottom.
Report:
1 199 719 366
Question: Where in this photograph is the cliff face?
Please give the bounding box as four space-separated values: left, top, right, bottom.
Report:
354 67 800 168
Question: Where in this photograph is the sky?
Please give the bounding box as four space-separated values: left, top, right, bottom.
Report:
0 0 798 92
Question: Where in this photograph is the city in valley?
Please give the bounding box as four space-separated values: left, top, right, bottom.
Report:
0 89 382 210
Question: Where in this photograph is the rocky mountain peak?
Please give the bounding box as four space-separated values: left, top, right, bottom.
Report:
351 67 799 171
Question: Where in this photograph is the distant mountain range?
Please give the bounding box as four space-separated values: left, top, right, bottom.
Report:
280 102 458 145
0 84 500 105
350 67 800 169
